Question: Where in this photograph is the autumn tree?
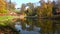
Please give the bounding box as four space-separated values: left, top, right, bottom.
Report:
20 4 26 14
46 0 53 17
26 3 36 16
6 0 16 11
37 1 47 17
36 0 53 34
0 0 7 14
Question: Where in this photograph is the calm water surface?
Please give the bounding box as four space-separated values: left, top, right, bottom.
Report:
14 19 60 34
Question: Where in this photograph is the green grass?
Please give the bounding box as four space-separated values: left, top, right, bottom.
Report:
0 16 18 21
0 16 14 26
0 16 19 26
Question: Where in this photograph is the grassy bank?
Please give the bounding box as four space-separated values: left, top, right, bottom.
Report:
0 16 18 21
0 16 20 34
0 16 18 26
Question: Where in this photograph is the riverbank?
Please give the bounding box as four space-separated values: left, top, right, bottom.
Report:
0 16 20 34
0 25 20 34
0 16 19 21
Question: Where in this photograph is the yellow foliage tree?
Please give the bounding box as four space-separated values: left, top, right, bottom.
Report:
40 2 53 17
47 3 53 17
0 0 7 14
36 6 44 17
37 2 47 17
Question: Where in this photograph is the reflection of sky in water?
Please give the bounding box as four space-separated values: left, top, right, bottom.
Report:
15 23 40 34
21 31 39 34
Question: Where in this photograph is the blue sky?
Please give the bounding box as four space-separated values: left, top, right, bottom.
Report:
11 0 40 8
11 0 54 8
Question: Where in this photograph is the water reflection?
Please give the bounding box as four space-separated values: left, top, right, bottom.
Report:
15 22 40 34
14 18 60 34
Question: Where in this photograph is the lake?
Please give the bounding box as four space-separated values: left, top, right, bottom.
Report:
14 18 60 34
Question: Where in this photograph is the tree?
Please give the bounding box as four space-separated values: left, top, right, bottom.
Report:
25 8 33 16
20 4 26 14
57 0 60 8
27 3 34 10
0 0 7 14
36 2 47 17
46 0 53 17
26 3 36 16
6 1 16 11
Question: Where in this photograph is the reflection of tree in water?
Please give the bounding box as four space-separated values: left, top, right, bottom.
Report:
38 19 60 34
25 17 37 31
15 18 60 34
39 19 53 34
37 19 48 34
21 20 26 30
15 18 26 30
53 20 60 34
26 18 60 34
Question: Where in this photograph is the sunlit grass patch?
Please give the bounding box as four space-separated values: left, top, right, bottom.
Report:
0 16 18 21
0 16 19 26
